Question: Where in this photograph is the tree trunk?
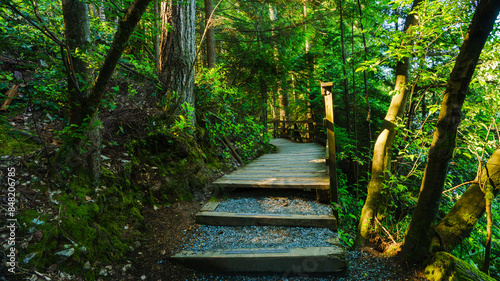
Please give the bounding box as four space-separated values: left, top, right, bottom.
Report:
204 0 216 68
425 252 496 281
61 0 101 180
483 185 493 273
356 0 370 124
431 148 500 253
356 0 422 246
159 0 196 127
154 0 160 74
59 0 152 181
338 0 351 135
401 0 500 263
268 4 288 126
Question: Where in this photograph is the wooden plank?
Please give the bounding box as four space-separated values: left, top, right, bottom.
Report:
222 176 328 181
227 172 326 177
213 180 329 189
200 201 220 212
234 166 326 171
171 246 346 273
213 138 330 191
196 211 337 230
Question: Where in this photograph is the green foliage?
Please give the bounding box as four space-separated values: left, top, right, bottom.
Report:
336 170 364 248
197 66 271 162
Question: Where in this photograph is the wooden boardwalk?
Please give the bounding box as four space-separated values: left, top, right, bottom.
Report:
172 138 346 274
213 138 329 190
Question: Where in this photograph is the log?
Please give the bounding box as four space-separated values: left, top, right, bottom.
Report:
1 84 20 111
425 252 495 281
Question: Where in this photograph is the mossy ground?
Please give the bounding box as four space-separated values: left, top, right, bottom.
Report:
2 108 243 279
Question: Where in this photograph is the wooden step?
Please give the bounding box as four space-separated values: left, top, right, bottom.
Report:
213 178 329 189
196 211 337 230
171 246 346 273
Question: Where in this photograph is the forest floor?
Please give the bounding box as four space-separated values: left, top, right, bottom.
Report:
0 114 427 280
0 70 426 280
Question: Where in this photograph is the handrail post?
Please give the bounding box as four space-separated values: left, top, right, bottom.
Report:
307 118 314 142
321 82 339 219
273 119 278 138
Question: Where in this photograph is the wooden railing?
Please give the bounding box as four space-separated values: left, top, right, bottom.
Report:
269 119 326 144
321 82 339 212
267 82 338 207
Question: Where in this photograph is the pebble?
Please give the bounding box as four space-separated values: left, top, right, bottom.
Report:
214 197 332 216
183 225 337 252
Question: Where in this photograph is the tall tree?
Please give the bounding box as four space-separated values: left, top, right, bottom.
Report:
357 0 423 245
401 0 500 263
159 0 196 126
61 0 97 178
205 0 216 68
268 4 288 126
58 0 152 181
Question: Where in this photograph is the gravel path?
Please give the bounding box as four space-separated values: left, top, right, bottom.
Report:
175 192 425 280
214 197 332 216
182 225 338 252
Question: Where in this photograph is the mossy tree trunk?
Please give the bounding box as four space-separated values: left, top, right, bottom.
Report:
61 0 100 180
356 0 422 246
431 148 500 253
401 0 500 263
159 0 196 127
59 0 152 181
425 252 496 281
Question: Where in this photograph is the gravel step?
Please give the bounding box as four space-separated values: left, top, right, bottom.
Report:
196 211 337 230
212 197 332 216
171 246 346 273
182 225 339 251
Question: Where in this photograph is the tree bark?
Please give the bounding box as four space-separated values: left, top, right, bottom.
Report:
59 0 152 181
338 0 351 135
204 0 216 68
431 148 500 253
154 0 160 74
425 252 496 281
401 0 500 263
356 0 422 246
61 0 100 180
268 4 288 126
159 0 196 127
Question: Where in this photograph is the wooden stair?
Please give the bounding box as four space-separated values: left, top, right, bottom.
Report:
212 138 330 190
195 201 337 230
171 139 346 274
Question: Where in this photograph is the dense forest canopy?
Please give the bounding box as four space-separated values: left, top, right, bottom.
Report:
0 0 499 279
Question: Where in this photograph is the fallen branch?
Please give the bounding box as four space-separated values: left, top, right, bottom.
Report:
375 216 396 244
0 84 20 110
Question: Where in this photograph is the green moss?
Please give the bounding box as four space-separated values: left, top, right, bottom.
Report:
425 252 495 281
0 121 42 156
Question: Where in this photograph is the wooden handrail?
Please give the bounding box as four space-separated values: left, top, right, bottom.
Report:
268 119 326 143
321 82 339 215
265 83 337 209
